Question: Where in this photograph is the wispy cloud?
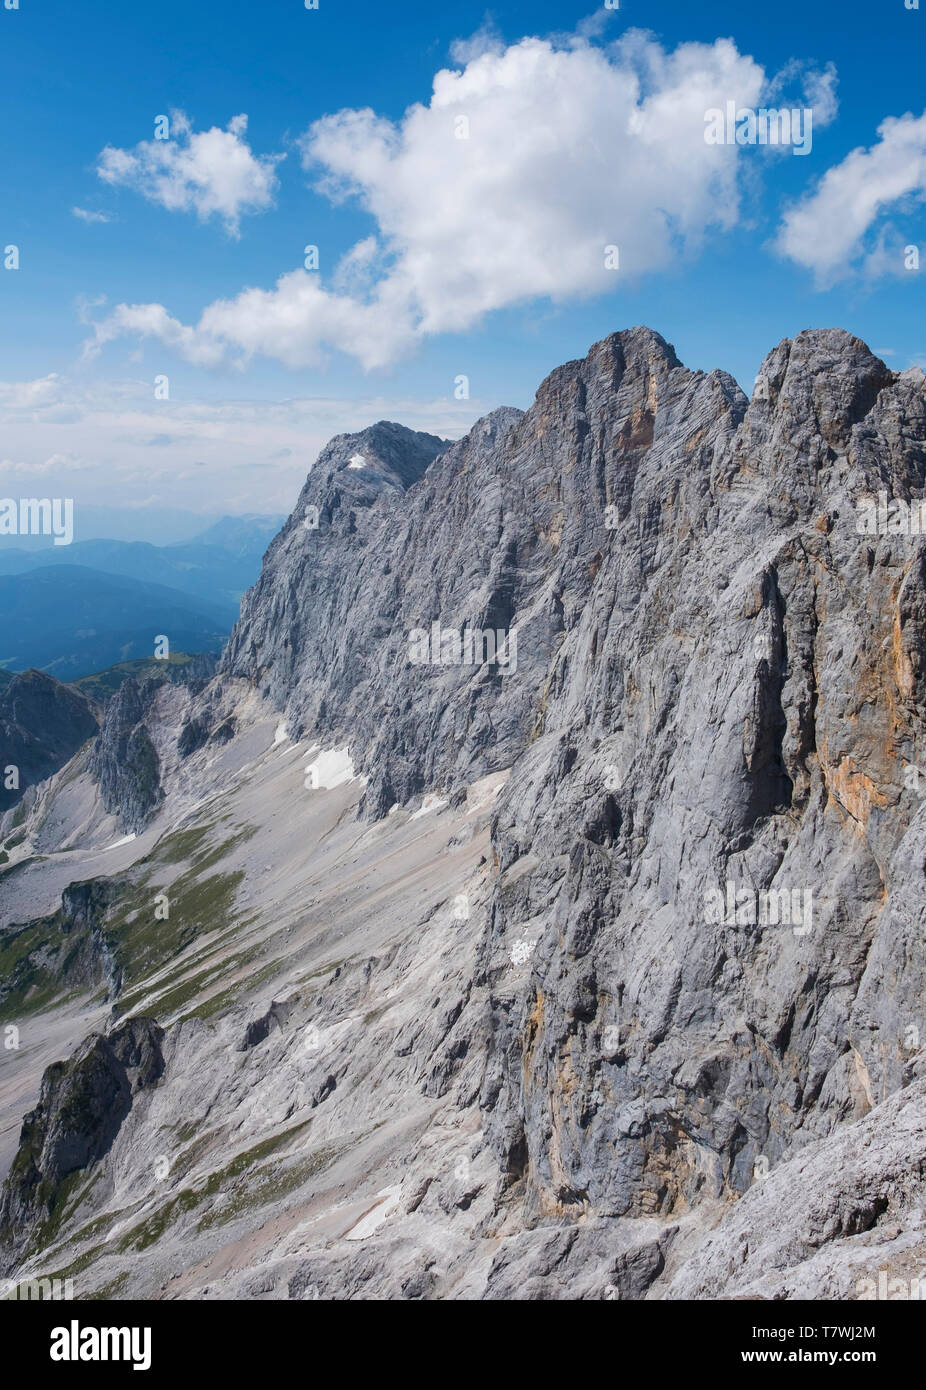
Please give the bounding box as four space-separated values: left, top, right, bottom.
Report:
72 206 112 224
0 375 481 511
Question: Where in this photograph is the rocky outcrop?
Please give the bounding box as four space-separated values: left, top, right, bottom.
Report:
0 1017 164 1266
0 877 125 1013
660 1070 926 1299
0 670 98 813
164 651 217 692
89 678 163 832
87 656 221 830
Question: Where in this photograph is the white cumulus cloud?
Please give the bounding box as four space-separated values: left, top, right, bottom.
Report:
86 31 837 370
775 110 926 283
96 111 283 236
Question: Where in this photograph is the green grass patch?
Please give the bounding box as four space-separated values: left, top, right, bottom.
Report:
74 654 201 705
106 865 244 995
116 1119 316 1253
0 919 88 1022
179 956 282 1023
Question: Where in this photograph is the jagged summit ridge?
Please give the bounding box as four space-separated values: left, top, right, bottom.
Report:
221 324 908 817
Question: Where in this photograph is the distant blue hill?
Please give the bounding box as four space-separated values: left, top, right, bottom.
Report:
0 513 285 608
182 514 285 561
0 566 236 680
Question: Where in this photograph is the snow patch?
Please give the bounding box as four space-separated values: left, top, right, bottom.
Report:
304 746 358 790
344 1186 401 1240
410 793 449 820
104 833 137 851
347 453 367 470
273 721 288 746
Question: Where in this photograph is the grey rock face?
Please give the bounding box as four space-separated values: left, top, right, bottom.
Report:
223 325 926 1223
474 329 925 1223
659 1072 926 1300
0 1017 163 1268
161 651 218 694
0 877 124 1009
85 656 219 831
2 326 925 1300
0 670 98 813
89 678 163 832
222 332 748 824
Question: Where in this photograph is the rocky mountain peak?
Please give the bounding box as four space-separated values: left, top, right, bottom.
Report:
748 327 896 448
311 419 447 491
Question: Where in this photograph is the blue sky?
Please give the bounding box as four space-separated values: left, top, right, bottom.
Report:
1 0 924 526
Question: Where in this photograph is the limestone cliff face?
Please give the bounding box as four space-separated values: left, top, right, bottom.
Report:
475 330 925 1222
2 326 925 1299
223 326 926 1217
222 331 745 818
89 679 164 834
85 655 219 834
